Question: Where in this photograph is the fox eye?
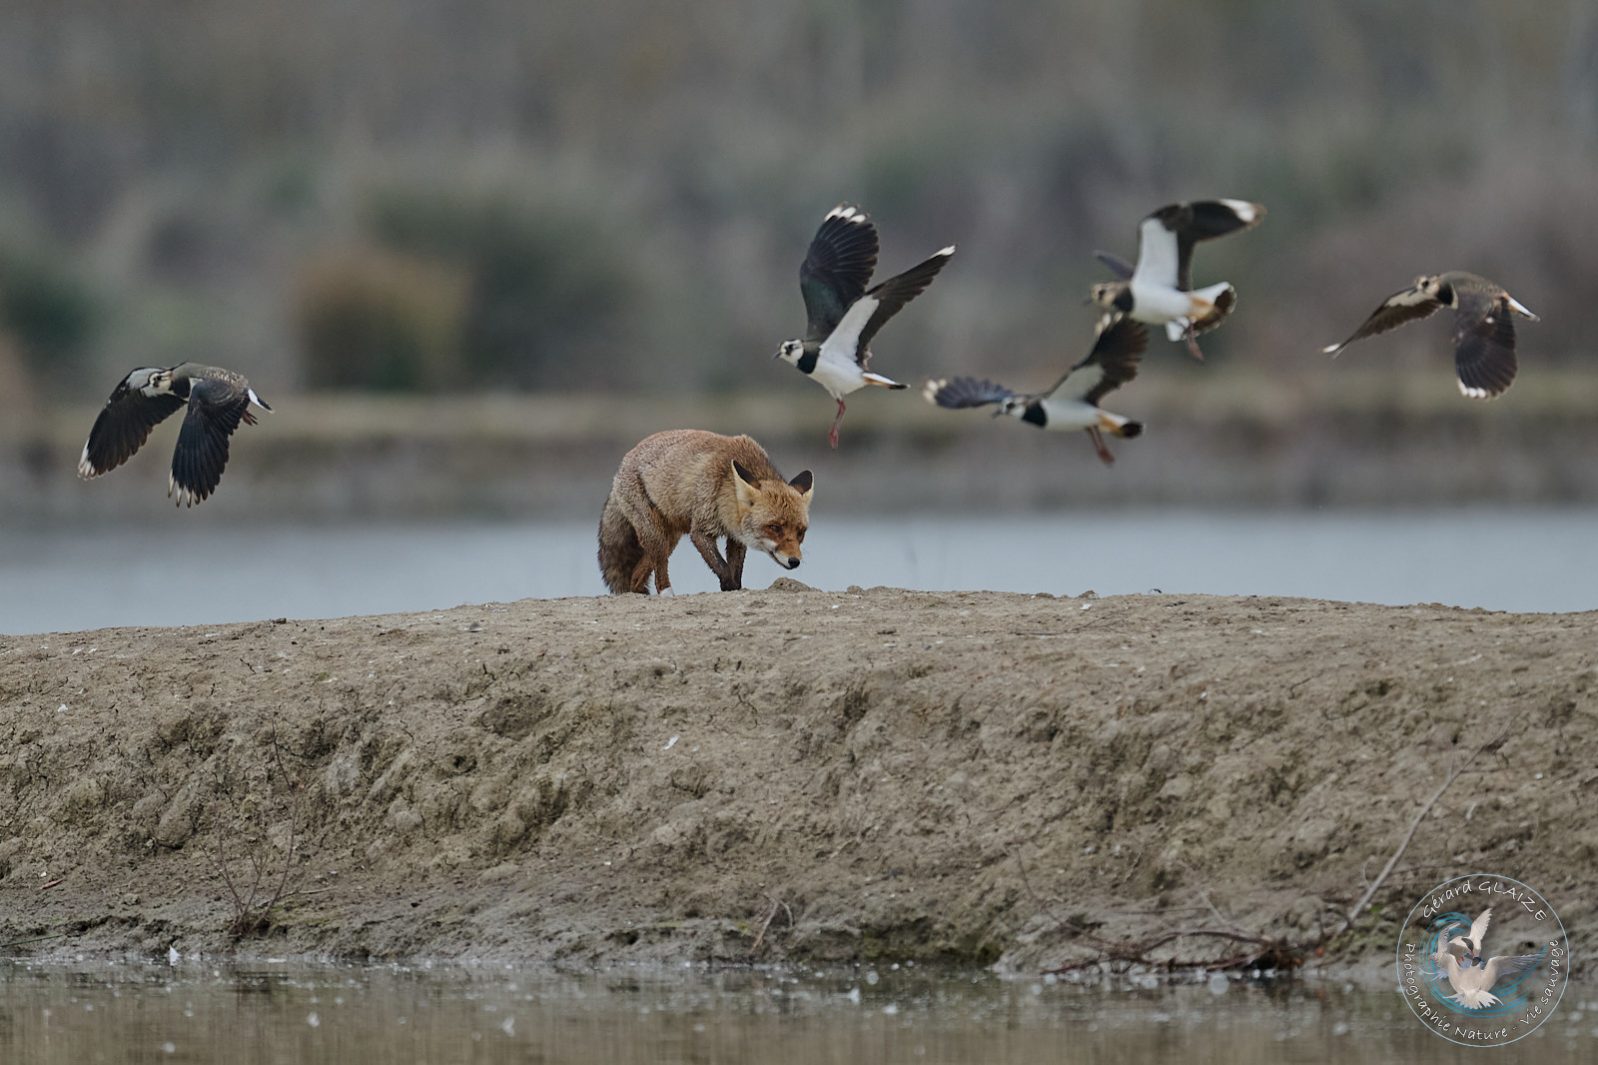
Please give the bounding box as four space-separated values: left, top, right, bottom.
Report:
797 528 806 543
765 524 782 539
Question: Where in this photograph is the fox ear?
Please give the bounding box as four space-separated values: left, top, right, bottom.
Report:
789 470 814 501
731 460 759 507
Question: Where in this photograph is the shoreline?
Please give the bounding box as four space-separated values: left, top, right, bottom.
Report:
10 374 1598 519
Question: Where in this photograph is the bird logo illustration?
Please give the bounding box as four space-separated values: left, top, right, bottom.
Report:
1429 908 1545 1010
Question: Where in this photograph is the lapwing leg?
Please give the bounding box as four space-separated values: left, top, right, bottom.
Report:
1087 426 1115 466
827 398 846 450
1182 322 1206 362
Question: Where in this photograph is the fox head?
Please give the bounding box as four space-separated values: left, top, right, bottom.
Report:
730 460 813 571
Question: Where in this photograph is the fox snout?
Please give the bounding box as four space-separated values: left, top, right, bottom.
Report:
763 534 803 570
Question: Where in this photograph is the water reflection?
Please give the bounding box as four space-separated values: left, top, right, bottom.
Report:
1 962 1593 1064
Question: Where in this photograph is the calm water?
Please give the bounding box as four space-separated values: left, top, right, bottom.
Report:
1 508 1595 635
2 963 1595 1065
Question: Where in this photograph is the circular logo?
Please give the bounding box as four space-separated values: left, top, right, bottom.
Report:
1396 873 1570 1047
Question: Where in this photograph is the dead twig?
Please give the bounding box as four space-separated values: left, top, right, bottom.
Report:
0 932 72 950
748 896 793 956
1336 726 1506 939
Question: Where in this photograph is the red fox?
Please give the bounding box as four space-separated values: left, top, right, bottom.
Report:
598 430 815 594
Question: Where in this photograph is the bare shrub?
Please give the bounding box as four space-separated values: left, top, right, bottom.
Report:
294 246 468 391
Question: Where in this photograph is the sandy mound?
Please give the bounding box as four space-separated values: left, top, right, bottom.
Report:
1 587 1593 975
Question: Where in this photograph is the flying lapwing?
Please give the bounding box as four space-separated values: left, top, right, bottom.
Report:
924 313 1147 466
1431 908 1544 1009
1322 272 1538 398
1089 199 1265 360
775 204 955 449
78 363 272 506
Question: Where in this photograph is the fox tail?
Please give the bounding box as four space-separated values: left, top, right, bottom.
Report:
597 492 646 594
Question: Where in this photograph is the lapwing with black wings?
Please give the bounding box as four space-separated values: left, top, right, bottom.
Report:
924 313 1147 466
1322 271 1538 399
78 363 272 506
1089 199 1264 360
776 204 955 449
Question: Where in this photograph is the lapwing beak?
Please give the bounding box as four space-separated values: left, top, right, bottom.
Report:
772 349 784 360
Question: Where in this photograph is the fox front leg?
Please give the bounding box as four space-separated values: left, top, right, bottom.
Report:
723 539 747 591
689 526 736 589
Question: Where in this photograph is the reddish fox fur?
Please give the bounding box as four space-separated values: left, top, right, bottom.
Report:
598 430 815 594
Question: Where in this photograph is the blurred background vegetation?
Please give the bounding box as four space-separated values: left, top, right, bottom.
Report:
1 0 1595 409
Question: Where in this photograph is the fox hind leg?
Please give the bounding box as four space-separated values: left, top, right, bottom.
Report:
651 554 672 594
631 517 676 595
604 470 678 595
628 553 656 594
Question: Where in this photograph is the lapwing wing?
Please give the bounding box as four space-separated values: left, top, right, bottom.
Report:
1322 272 1538 398
775 204 955 449
1089 199 1265 360
923 313 1147 465
78 363 272 506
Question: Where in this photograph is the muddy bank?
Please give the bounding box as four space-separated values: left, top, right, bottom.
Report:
1 587 1595 976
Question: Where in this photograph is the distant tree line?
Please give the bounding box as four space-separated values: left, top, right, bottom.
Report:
1 0 1594 397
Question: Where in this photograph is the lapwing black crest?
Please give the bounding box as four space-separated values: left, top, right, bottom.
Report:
1089 199 1265 360
77 363 272 506
775 204 955 449
1322 272 1538 398
924 313 1148 466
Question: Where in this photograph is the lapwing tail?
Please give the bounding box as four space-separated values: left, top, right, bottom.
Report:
1098 411 1142 439
862 371 906 389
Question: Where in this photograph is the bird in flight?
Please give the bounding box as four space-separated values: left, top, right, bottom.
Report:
924 313 1147 466
1089 198 1265 360
78 363 272 506
775 204 954 449
1322 272 1538 398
